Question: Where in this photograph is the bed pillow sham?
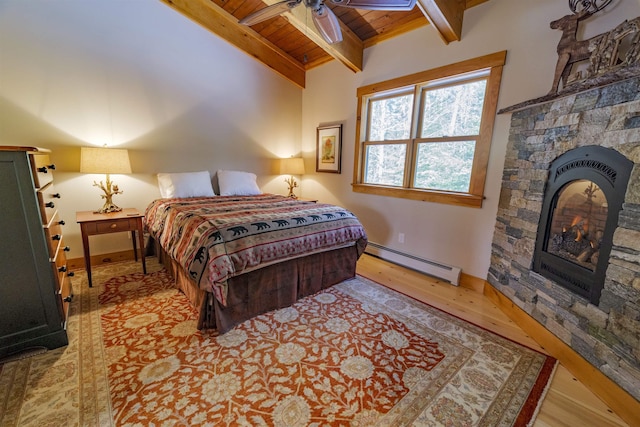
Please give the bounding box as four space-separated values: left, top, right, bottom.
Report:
217 170 262 196
157 171 216 198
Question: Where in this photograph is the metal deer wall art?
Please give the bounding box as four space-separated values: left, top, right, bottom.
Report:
549 0 640 94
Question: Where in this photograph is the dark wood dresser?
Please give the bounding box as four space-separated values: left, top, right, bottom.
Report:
0 146 72 359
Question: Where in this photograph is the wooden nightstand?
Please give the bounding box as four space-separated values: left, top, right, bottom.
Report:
76 208 146 287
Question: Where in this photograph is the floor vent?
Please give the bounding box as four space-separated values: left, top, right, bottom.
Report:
366 242 461 286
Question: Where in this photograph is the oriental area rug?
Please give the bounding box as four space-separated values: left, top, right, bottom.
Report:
0 260 556 426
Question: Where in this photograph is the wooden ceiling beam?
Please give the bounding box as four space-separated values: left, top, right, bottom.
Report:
416 0 465 44
159 0 306 88
285 6 364 72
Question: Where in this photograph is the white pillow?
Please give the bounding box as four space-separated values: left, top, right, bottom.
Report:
217 170 262 196
157 171 215 198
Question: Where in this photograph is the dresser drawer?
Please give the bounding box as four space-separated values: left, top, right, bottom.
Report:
37 182 61 225
52 243 73 292
44 216 63 259
58 274 73 326
29 153 55 189
84 217 138 234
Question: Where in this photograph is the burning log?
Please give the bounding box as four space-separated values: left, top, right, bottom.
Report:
576 229 603 263
576 246 595 262
562 216 589 242
592 230 603 250
560 219 589 255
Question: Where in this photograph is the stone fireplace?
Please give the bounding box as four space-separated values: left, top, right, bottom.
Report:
490 76 640 401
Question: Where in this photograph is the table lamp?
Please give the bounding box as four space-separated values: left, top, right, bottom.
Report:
80 146 132 213
280 157 305 198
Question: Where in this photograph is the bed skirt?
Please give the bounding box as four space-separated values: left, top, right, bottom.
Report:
156 238 367 333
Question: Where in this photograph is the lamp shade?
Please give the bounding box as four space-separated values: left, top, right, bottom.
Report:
80 146 132 174
280 157 305 175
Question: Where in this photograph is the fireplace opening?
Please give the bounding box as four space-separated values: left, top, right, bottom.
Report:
533 146 633 305
547 179 607 271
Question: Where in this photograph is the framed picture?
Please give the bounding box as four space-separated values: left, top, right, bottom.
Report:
316 124 342 173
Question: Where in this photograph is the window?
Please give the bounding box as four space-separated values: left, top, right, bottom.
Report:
352 52 506 208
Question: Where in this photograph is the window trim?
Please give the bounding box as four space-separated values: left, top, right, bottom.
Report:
352 51 507 208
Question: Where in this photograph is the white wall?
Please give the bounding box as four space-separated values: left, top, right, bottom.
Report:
0 0 303 260
301 0 640 279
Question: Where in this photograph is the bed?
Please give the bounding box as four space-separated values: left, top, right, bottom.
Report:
144 193 367 333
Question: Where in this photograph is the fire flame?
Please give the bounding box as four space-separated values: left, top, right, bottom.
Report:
571 215 588 231
570 216 588 241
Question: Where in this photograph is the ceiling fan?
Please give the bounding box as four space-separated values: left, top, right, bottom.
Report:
239 0 417 44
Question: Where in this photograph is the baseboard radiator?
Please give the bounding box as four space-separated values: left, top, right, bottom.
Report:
365 242 461 286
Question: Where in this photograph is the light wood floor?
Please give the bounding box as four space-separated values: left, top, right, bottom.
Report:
356 254 628 427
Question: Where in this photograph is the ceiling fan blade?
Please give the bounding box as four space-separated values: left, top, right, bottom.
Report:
328 0 416 11
312 5 343 44
239 0 302 26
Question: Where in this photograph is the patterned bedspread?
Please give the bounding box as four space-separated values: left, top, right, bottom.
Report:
144 194 367 306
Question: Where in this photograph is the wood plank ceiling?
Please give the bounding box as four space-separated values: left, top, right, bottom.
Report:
160 0 489 88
